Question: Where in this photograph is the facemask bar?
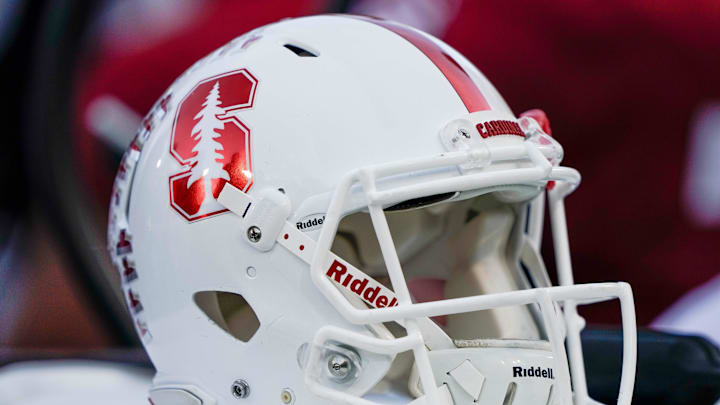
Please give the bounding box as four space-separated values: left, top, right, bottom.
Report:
304 283 633 404
547 182 638 405
304 138 637 404
527 191 545 250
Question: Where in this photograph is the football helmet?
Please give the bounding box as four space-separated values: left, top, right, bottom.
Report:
108 15 636 405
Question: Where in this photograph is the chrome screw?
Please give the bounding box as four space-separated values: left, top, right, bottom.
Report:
246 226 262 243
327 353 352 381
231 380 250 399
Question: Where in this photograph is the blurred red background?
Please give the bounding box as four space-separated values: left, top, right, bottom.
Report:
2 0 719 349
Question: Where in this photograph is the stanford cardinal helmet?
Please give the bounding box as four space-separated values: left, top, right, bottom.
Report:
108 15 636 405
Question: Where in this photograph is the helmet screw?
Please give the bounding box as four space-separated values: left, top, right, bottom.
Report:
246 226 262 243
458 128 471 139
327 353 352 381
280 388 294 404
231 379 250 399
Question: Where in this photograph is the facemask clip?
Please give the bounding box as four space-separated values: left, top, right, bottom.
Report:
439 118 491 172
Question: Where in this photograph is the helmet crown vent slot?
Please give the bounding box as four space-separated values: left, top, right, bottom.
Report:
284 43 317 57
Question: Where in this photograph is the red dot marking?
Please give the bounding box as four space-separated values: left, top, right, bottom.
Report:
284 234 289 240
299 245 305 251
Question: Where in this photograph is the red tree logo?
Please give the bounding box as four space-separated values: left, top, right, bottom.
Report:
169 69 257 221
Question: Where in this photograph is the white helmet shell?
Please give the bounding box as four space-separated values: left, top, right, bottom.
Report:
108 15 636 405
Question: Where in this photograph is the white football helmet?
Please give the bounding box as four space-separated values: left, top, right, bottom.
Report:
108 15 637 405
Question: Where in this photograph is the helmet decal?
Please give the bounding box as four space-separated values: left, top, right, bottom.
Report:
108 89 171 346
169 69 258 222
356 16 490 113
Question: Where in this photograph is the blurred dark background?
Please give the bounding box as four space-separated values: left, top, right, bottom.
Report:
1 0 719 360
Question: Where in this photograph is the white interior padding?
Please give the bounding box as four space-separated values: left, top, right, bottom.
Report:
333 193 543 341
444 204 541 340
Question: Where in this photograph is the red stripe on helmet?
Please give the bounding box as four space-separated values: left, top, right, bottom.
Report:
359 17 490 113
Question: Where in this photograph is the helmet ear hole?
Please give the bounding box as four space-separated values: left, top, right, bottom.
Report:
193 291 261 342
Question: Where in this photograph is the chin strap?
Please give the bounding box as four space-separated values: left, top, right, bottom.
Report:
217 183 454 351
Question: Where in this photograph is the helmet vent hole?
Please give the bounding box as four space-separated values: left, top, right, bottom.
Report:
194 291 261 342
502 382 517 405
545 384 554 405
283 44 317 57
385 192 456 211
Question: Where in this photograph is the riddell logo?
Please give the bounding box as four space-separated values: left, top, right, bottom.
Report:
169 69 258 222
327 260 398 308
512 366 554 379
296 214 326 232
